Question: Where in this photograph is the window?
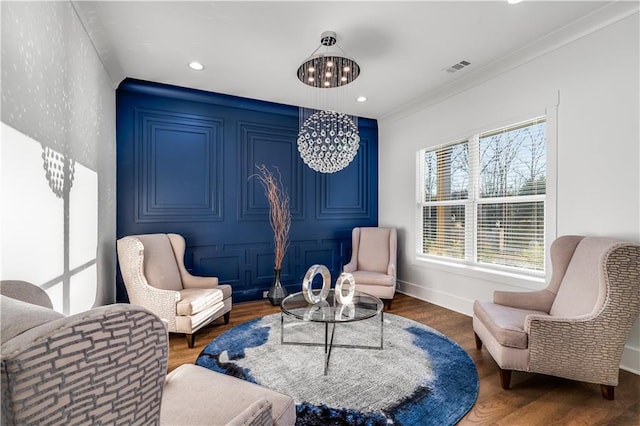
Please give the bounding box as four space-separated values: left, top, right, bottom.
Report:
418 117 547 274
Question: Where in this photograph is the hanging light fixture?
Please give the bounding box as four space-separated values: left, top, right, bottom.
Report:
296 31 361 174
297 31 360 89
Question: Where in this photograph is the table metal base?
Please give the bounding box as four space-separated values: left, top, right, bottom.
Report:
280 311 384 375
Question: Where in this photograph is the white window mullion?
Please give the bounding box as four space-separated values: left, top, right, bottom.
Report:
468 134 480 264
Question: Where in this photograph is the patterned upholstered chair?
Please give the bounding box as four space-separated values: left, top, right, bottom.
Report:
117 233 232 348
0 282 296 425
473 236 640 400
1 286 168 425
344 227 397 309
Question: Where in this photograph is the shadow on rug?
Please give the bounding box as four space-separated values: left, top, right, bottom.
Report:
196 313 478 425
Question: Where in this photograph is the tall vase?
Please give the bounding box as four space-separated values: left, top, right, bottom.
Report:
267 268 288 306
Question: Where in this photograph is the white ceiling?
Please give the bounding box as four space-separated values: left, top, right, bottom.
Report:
73 1 617 119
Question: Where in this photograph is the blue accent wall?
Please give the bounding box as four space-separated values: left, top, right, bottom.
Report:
116 79 378 303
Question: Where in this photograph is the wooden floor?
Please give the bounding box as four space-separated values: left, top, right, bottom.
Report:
168 293 640 425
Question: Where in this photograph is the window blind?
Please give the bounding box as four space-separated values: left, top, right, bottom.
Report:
419 117 547 273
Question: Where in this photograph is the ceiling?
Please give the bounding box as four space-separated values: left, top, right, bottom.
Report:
73 1 616 119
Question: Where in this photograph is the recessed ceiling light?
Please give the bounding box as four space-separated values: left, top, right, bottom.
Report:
356 96 367 103
188 61 204 71
507 0 523 4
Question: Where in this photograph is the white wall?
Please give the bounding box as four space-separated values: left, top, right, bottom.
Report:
1 1 116 312
379 13 640 372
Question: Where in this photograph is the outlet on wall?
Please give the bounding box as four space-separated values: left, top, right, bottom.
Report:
262 291 268 299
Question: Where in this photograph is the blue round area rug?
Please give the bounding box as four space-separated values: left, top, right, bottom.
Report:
196 313 478 425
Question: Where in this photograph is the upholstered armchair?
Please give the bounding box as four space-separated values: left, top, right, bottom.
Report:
473 236 640 400
117 233 232 348
1 281 296 425
344 227 397 309
1 285 168 425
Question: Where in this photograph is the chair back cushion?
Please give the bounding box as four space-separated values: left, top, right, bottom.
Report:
550 237 614 317
136 234 183 291
357 228 391 274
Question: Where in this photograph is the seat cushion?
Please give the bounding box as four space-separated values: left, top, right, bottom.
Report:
473 301 548 349
161 364 296 426
136 234 183 291
177 288 223 316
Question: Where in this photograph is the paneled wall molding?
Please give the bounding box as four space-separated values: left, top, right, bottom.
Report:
238 121 304 221
134 108 223 223
117 79 378 303
317 136 371 219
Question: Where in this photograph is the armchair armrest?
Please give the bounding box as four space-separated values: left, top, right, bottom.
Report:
344 259 356 273
493 289 555 312
387 263 396 278
525 313 621 385
226 398 273 426
181 274 219 289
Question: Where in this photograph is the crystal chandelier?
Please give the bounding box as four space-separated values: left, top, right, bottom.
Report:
296 31 361 174
297 110 360 173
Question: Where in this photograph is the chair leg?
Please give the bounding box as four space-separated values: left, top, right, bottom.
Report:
499 368 512 390
474 332 483 350
186 333 195 349
384 298 393 311
224 311 230 324
600 384 615 400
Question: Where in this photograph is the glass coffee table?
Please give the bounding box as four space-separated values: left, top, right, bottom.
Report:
280 290 384 375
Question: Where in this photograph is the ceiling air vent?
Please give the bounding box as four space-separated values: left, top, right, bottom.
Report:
445 60 471 73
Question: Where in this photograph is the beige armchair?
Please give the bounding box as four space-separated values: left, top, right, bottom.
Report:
0 281 296 425
344 227 397 309
117 233 232 348
473 235 640 400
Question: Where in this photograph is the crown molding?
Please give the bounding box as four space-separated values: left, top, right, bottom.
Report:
381 1 639 123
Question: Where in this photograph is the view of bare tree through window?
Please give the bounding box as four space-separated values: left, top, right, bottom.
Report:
420 118 546 272
422 142 468 259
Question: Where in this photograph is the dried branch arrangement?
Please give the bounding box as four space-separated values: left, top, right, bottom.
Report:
254 164 291 270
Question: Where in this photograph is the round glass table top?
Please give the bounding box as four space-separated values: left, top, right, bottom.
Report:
280 290 383 323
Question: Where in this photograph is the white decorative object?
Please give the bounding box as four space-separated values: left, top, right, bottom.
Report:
303 300 330 321
334 272 356 305
302 264 331 304
334 302 355 320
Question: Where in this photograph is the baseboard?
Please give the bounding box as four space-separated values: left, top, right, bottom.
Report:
396 279 474 316
620 346 640 375
396 279 640 376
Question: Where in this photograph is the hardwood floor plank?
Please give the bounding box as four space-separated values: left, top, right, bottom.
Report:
167 293 640 424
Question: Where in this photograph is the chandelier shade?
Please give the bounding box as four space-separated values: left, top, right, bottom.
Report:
297 55 360 89
296 31 361 89
297 110 360 173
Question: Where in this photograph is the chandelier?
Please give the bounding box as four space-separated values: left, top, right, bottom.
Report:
296 31 360 89
296 31 361 174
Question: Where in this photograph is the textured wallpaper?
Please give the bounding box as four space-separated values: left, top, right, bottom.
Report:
1 1 116 311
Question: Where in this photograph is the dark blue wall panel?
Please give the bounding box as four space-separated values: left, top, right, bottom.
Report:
116 79 378 303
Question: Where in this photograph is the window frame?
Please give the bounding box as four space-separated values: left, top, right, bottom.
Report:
415 111 557 283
